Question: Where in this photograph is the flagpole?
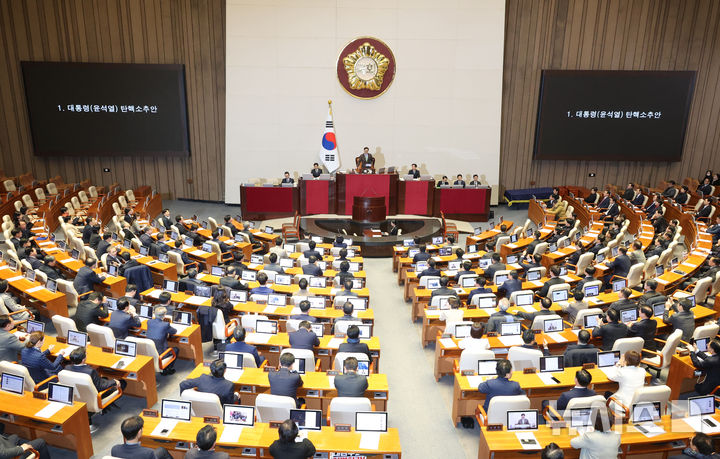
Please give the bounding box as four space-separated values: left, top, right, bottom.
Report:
328 99 339 156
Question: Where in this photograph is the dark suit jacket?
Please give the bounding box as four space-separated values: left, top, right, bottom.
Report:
184 448 230 459
96 240 111 259
140 233 154 247
108 310 141 339
690 351 720 395
608 298 636 313
564 343 599 367
219 277 247 291
288 329 319 350
662 310 695 341
608 254 632 278
409 169 421 179
268 367 303 399
592 322 628 350
289 313 316 323
538 277 564 298
334 372 368 397
301 264 323 276
74 300 108 332
516 308 554 323
303 250 322 260
418 267 441 278
73 266 103 295
110 443 157 459
498 279 523 297
269 439 316 459
605 203 619 217
147 318 177 353
556 386 597 411
179 374 236 405
67 364 116 391
338 340 372 362
629 318 657 351
412 252 431 263
597 197 610 209
225 341 264 367
485 262 507 281
311 168 323 178
477 377 524 411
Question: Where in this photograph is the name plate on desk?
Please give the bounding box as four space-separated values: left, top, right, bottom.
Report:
143 409 159 418
334 424 352 432
523 368 537 374
56 337 67 344
101 347 113 353
32 391 47 400
269 421 282 429
327 370 340 376
487 424 503 431
582 363 595 369
461 370 476 376
204 416 220 424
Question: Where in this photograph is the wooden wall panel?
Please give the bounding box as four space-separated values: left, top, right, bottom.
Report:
0 0 225 201
501 0 720 193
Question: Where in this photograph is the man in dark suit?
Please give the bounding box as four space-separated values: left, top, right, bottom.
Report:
608 247 632 280
631 189 646 206
288 321 319 350
96 233 112 259
408 163 421 179
337 325 372 361
289 300 316 323
596 190 610 209
453 260 475 282
556 369 596 411
592 308 628 350
515 297 555 324
219 267 247 291
645 194 661 216
661 180 677 198
222 215 239 236
564 330 598 367
477 359 524 411
74 292 108 332
169 240 194 266
111 416 172 459
469 174 481 186
23 247 42 270
467 277 492 306
651 210 669 234
117 251 141 277
484 253 506 282
0 314 26 363
608 288 637 314
523 232 543 258
637 279 666 306
73 258 106 296
67 347 122 391
538 265 564 298
682 257 720 289
281 171 295 184
697 198 714 219
418 259 441 278
628 305 658 353
430 276 459 301
486 299 519 333
604 197 620 219
675 185 690 204
585 187 599 205
453 174 466 188
334 356 368 397
179 359 238 405
356 147 374 172
301 256 323 276
303 241 322 260
622 183 635 201
160 209 173 230
185 425 230 459
269 352 303 404
8 229 21 250
180 269 206 294
697 177 713 197
263 253 285 274
412 244 432 263
662 298 695 341
310 162 323 178
498 270 523 298
108 298 141 340
225 328 264 367
707 215 720 243
38 255 65 281
689 339 720 395
139 226 154 248
146 306 178 374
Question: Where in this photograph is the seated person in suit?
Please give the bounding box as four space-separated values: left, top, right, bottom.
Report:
67 347 124 393
288 321 319 350
538 265 564 298
564 329 598 367
670 433 720 459
146 306 179 375
662 297 695 341
290 300 316 323
304 240 322 260
281 171 294 184
608 288 636 314
332 235 347 248
269 238 287 260
412 244 431 263
458 321 490 350
111 415 172 459
181 268 206 294
596 190 611 209
222 215 239 236
628 305 658 354
338 325 372 361
73 258 107 296
689 339 720 396
334 356 368 397
454 260 475 282
301 256 323 276
469 174 481 187
263 253 285 275
487 298 518 333
408 163 421 179
514 297 554 323
268 352 303 405
292 278 310 297
561 290 588 325
74 291 108 332
591 308 628 350
219 266 247 291
586 187 599 205
437 176 450 187
661 180 677 198
520 254 543 275
628 240 646 266
0 314 25 363
637 279 666 306
96 233 112 259
159 208 173 230
269 420 316 459
0 432 50 459
387 220 399 235
179 359 239 405
556 369 596 412
477 359 524 412
484 253 506 282
430 276 459 301
418 259 441 279
185 425 230 459
250 272 274 295
675 185 690 204
498 270 523 298
169 240 194 266
226 327 264 367
20 332 64 388
156 292 177 317
338 279 358 298
311 162 323 178
519 328 550 355
108 298 141 340
682 256 720 289
453 174 466 187
210 230 230 254
698 177 714 196
645 194 662 215
467 276 492 306
0 280 32 321
332 301 356 333
336 261 354 285
355 147 374 172
139 226 154 248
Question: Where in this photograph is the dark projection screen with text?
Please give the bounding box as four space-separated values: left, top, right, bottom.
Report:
533 70 695 161
21 62 190 157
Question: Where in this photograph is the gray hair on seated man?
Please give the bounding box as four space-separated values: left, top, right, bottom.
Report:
155 306 167 319
498 297 511 312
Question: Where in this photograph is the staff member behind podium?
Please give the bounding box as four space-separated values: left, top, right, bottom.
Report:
409 163 421 179
281 172 294 184
437 176 450 187
454 174 466 188
356 146 375 172
310 163 323 178
469 174 481 186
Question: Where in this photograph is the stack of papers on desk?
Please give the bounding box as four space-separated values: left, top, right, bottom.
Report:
516 432 541 450
465 375 485 387
245 333 272 344
498 335 524 346
219 425 244 443
26 286 44 293
683 416 720 433
326 338 344 349
546 332 568 343
151 419 179 437
224 368 244 381
184 296 207 305
263 305 278 314
439 338 457 349
537 373 559 385
146 290 162 299
112 357 135 369
633 423 665 437
190 250 206 256
171 324 190 334
34 402 67 419
6 276 23 282
530 280 544 287
359 432 381 450
521 305 536 313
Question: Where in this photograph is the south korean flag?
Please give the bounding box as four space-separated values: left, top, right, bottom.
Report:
319 108 340 173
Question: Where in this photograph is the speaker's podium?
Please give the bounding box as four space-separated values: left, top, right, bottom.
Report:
352 196 386 223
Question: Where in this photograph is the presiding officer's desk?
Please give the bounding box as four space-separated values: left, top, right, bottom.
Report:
0 391 93 459
450 364 642 426
139 415 401 459
32 334 160 407
185 365 389 415
478 413 720 459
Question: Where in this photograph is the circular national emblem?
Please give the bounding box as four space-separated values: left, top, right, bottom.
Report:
337 37 396 99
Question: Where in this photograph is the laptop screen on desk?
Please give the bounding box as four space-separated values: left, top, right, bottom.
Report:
290 409 322 430
222 405 254 426
173 310 192 326
478 259 491 270
274 274 291 285
138 304 153 319
357 324 372 339
432 236 443 245
108 265 118 276
284 243 296 253
583 313 602 329
495 274 509 285
448 261 461 271
454 324 471 338
255 320 278 334
268 294 286 306
163 280 178 293
515 293 534 307
219 352 243 369
48 383 74 405
229 290 247 303
195 285 211 298
597 350 620 368
527 270 541 281
689 395 715 416
595 253 605 263
462 277 477 288
211 266 225 277
308 297 325 309
26 319 44 334
439 247 452 256
309 277 325 288
1 373 24 395
478 359 499 376
139 245 149 256
506 254 518 264
620 308 638 323
501 322 521 336
539 356 564 373
570 408 593 428
695 337 709 353
161 399 191 421
291 359 306 374
355 411 388 432
477 295 496 308
632 402 661 423
543 318 563 333
551 289 569 302
468 244 478 253
510 234 518 243
115 340 136 357
348 298 367 311
612 278 626 292
46 278 57 293
310 323 324 337
584 285 599 298
67 330 87 347
241 270 256 281
507 410 538 431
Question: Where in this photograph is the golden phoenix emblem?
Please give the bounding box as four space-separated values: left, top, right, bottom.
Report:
342 42 390 91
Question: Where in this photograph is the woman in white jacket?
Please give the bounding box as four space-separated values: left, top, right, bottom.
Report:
606 350 648 414
571 407 621 459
